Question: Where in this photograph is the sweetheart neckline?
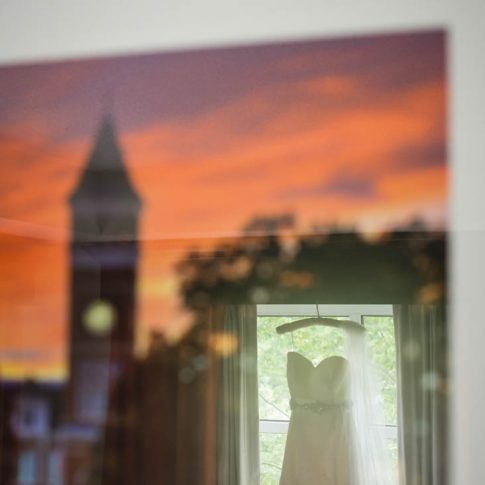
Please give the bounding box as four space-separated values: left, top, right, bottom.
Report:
287 351 347 369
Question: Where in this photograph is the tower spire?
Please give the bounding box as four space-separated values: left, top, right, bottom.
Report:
69 112 141 207
102 88 114 119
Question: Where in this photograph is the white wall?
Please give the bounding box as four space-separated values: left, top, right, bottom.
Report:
1 1 485 483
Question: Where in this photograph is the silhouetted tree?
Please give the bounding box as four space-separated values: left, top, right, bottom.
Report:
177 216 446 310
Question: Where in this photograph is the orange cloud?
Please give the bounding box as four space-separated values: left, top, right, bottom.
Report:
0 34 447 379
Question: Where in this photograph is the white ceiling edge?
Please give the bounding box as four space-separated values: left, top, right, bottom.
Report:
0 0 452 66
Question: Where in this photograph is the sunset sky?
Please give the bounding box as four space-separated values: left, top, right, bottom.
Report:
0 30 446 380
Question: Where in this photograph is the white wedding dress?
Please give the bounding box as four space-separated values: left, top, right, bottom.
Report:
279 352 355 485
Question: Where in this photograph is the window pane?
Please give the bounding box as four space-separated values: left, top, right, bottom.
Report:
48 450 63 484
387 437 399 478
258 316 299 420
259 432 286 485
362 315 397 426
17 451 37 484
363 314 399 482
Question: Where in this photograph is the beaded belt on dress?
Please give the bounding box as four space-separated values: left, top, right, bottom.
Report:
290 398 351 415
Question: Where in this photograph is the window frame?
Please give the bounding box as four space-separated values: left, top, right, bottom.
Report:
256 304 396 442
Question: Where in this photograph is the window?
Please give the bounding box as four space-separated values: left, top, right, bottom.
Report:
17 450 37 484
76 361 110 422
16 398 49 438
257 304 397 485
47 450 64 485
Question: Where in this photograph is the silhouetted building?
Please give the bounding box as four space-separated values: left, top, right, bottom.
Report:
67 114 141 426
62 114 141 483
0 115 142 485
0 380 64 484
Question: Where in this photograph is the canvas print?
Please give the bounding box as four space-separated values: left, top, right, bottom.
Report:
0 30 447 485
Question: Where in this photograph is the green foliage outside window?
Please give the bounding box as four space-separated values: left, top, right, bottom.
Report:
257 314 398 485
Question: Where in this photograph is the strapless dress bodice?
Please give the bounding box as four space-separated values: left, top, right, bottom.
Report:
287 352 350 406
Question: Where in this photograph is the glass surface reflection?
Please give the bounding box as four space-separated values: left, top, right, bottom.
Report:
0 29 447 485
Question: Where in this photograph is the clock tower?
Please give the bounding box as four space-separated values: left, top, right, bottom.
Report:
67 114 141 425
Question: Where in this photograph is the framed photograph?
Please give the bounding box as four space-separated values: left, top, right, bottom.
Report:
0 2 483 484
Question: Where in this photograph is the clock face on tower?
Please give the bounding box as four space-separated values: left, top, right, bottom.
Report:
82 299 117 337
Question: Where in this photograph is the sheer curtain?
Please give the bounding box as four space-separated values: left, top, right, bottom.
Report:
216 305 260 485
174 304 259 485
393 304 448 485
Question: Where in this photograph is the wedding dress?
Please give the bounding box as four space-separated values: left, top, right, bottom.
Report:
279 351 355 485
